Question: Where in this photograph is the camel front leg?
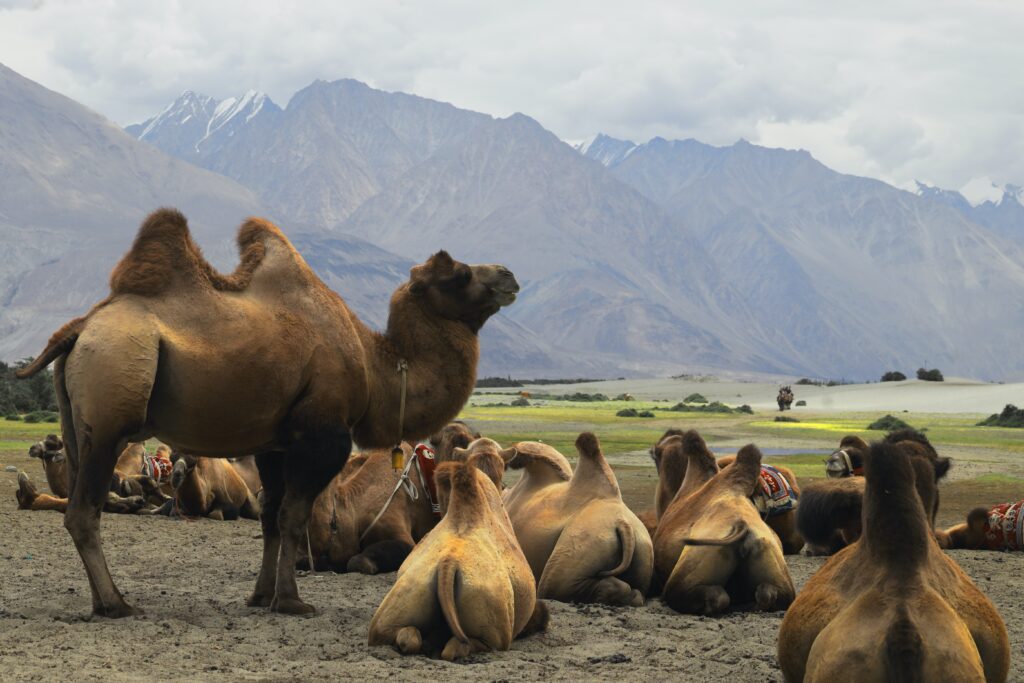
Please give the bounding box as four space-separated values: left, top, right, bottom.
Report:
270 429 351 614
248 452 284 607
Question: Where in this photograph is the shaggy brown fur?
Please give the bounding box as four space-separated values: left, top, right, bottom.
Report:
169 453 260 520
653 430 794 615
778 442 1010 683
502 434 654 606
798 431 951 555
304 443 437 574
368 452 545 661
16 208 518 618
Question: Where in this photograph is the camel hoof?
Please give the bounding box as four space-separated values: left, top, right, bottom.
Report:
346 554 379 575
755 583 779 611
441 637 473 662
628 589 645 607
93 602 142 619
246 592 273 608
270 597 316 615
396 626 422 654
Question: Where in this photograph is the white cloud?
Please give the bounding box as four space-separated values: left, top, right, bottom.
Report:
0 0 1021 191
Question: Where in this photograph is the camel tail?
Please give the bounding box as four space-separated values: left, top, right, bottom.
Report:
884 605 924 683
16 316 87 378
682 520 749 546
598 520 636 577
437 559 468 643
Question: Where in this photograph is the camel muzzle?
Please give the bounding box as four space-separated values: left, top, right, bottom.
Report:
171 459 188 490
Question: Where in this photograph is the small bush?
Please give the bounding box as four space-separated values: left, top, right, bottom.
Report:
867 414 913 431
977 404 1024 428
737 404 753 414
6 413 21 421
916 368 944 382
881 371 907 382
795 378 817 386
638 410 656 418
775 416 800 423
23 412 43 423
510 397 530 407
662 401 747 414
794 400 806 407
616 408 638 417
44 414 59 423
683 393 708 404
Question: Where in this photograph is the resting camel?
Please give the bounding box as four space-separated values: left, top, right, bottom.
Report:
304 442 438 574
29 434 69 497
168 452 261 520
368 446 546 660
653 430 794 615
501 433 653 606
778 441 1010 683
798 430 950 555
111 443 173 505
937 501 1023 551
16 207 518 617
229 455 262 495
16 473 145 514
648 430 803 553
429 421 479 463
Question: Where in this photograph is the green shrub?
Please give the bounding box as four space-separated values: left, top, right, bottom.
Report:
775 416 800 423
616 408 639 417
662 401 747 414
867 414 913 431
881 371 907 382
6 412 21 421
737 404 753 414
794 400 806 407
977 404 1024 428
637 410 656 418
916 368 944 382
511 397 530 407
683 393 708 404
44 414 59 423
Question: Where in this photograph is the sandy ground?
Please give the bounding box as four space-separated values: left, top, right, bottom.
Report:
498 377 1023 414
2 470 1023 681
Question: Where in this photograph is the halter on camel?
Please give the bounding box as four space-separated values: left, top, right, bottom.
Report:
825 448 863 478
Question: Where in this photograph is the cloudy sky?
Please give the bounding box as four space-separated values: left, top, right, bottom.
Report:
1 0 1021 200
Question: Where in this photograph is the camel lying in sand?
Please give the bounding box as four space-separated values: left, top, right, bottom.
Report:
653 430 794 615
228 455 261 495
111 443 173 505
648 430 803 553
501 433 653 606
937 501 1023 551
798 430 951 555
305 442 438 574
167 452 261 520
16 208 517 616
17 473 145 514
778 441 1010 683
29 434 69 497
368 444 546 660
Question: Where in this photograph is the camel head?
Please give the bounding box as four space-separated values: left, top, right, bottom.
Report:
430 421 482 464
170 452 199 490
407 251 519 332
825 435 869 478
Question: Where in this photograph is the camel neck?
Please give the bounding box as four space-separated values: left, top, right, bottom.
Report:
353 288 479 449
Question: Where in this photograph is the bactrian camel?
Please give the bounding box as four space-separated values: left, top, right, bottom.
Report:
17 208 518 617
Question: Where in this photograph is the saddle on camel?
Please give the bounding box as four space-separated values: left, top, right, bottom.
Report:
15 208 518 617
653 430 794 615
368 443 546 661
778 440 1010 683
937 501 1024 551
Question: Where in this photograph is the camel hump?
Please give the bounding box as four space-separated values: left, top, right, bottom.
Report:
109 209 303 298
571 432 620 497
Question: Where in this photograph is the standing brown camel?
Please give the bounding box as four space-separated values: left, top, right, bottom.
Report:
16 208 518 617
778 441 1009 682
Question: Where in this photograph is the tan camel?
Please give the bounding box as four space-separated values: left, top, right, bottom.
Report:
305 442 438 574
229 455 262 495
937 501 1023 551
29 434 69 497
429 421 480 463
798 430 951 555
169 452 261 520
16 208 518 617
16 472 145 514
653 430 794 615
500 433 654 606
778 441 1010 683
648 430 802 553
111 443 173 505
368 446 545 660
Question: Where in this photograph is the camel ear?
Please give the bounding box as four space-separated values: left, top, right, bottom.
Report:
933 457 952 481
450 446 470 462
499 447 518 464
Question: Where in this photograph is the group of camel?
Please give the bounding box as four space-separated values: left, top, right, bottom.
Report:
10 208 1019 679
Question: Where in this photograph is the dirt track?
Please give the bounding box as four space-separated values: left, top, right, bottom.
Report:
1 475 1023 682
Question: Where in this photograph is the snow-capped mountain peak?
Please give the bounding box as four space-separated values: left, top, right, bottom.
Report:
574 133 637 167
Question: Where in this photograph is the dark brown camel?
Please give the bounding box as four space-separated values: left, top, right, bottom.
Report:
16 208 517 617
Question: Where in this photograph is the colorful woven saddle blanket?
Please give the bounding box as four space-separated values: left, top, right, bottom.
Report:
753 465 798 519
